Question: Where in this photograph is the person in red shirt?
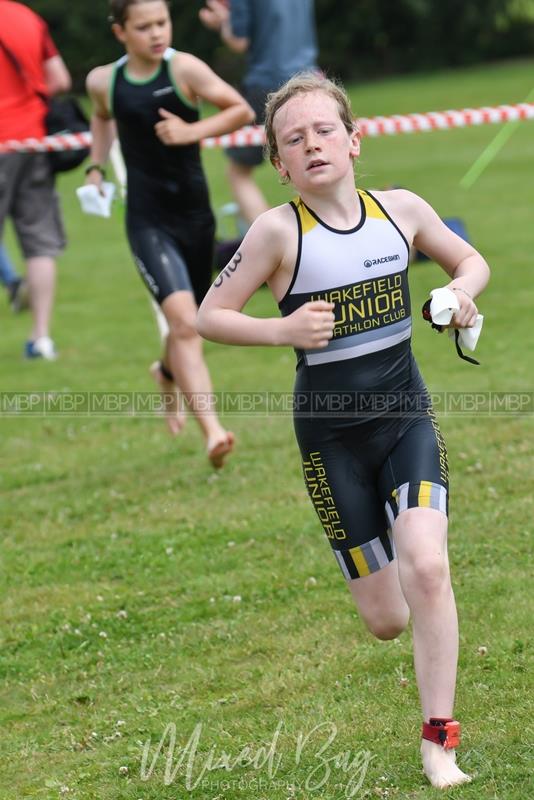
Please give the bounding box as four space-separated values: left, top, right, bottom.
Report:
0 0 71 359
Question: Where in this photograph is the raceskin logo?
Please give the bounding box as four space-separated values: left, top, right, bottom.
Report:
364 254 400 268
153 86 174 97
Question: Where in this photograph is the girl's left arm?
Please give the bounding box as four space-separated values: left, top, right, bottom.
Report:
391 190 490 328
155 53 254 146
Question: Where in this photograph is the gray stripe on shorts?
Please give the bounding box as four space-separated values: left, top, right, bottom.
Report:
397 482 409 514
384 501 395 529
368 536 391 570
334 549 351 580
430 482 442 512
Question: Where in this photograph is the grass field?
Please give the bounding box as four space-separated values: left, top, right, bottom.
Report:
1 59 533 799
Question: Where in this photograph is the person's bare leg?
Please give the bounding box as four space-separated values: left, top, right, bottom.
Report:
393 508 470 788
348 558 410 640
26 256 55 340
161 291 234 467
149 356 186 437
226 161 269 226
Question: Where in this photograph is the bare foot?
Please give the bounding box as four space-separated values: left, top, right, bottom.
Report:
421 740 471 789
207 431 235 469
149 361 186 436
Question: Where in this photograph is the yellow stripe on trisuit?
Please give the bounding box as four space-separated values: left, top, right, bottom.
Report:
349 545 371 577
294 198 319 233
418 480 433 507
358 189 387 220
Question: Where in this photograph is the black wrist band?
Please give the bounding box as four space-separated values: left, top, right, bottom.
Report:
85 163 106 178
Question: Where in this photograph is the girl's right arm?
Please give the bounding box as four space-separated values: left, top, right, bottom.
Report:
197 207 335 349
85 65 116 186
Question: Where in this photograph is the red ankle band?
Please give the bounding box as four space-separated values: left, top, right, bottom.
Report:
422 718 461 749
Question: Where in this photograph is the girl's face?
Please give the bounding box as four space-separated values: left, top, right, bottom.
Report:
273 91 359 192
113 1 172 62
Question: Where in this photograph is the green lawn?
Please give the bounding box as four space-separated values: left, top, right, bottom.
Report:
1 59 533 799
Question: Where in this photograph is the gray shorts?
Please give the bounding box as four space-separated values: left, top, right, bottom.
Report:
0 153 66 259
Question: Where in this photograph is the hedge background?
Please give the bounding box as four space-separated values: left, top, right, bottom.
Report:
24 0 534 91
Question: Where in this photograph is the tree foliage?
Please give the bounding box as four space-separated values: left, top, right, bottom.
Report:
314 0 534 78
24 0 534 90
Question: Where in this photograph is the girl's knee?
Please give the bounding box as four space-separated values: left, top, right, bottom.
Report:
406 556 451 598
349 560 410 641
167 316 198 341
366 618 408 641
362 608 410 641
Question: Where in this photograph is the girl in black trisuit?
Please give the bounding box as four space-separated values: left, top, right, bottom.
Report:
86 0 254 466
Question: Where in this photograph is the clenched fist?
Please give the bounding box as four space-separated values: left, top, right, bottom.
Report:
283 300 335 349
155 108 196 146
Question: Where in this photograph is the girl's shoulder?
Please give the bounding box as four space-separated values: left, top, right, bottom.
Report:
168 49 206 74
86 62 116 95
368 187 432 225
366 187 421 210
366 187 445 245
239 203 299 263
255 202 300 236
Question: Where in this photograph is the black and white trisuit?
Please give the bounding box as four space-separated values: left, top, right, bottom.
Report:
279 189 449 579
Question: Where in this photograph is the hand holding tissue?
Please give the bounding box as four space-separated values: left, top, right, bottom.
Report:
422 287 484 364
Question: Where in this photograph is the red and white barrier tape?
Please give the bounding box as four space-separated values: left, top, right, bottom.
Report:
2 102 534 153
358 102 534 137
0 131 93 154
203 125 265 149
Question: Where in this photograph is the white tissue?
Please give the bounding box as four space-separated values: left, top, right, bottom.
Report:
429 287 484 352
429 287 459 326
76 182 116 218
449 314 484 351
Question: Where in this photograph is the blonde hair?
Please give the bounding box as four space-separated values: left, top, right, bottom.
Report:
264 72 357 174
